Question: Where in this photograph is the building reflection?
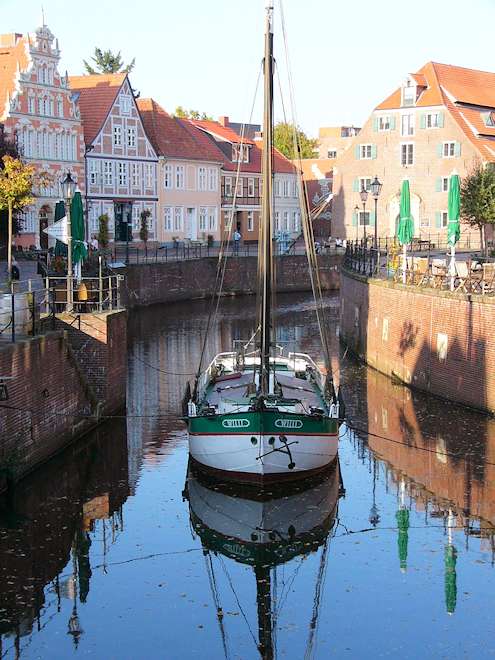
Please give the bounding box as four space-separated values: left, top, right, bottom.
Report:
0 420 129 656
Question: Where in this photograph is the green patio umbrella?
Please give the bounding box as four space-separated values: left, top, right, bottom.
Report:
70 191 87 282
396 507 410 572
397 180 414 284
444 543 457 615
53 200 67 257
448 174 461 291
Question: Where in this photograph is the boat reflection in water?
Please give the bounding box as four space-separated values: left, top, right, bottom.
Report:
185 462 342 659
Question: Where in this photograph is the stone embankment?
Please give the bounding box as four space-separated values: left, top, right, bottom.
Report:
340 267 495 414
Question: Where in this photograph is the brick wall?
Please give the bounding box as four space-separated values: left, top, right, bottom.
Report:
340 268 495 413
122 254 342 309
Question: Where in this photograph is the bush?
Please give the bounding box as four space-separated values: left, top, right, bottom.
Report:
97 213 110 250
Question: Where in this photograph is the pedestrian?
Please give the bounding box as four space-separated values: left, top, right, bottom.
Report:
11 258 20 281
233 229 241 256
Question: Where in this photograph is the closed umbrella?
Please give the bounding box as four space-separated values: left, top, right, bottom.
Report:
54 200 67 257
397 180 414 284
71 191 87 282
448 174 461 291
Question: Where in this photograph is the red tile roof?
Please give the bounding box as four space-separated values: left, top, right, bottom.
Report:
191 119 256 145
0 33 30 121
137 98 222 161
69 73 126 144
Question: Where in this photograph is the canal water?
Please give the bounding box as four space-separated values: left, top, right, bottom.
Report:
1 293 494 659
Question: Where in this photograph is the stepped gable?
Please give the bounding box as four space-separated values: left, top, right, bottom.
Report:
0 33 30 120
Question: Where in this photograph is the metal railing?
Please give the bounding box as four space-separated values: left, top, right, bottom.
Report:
343 241 495 296
0 275 123 343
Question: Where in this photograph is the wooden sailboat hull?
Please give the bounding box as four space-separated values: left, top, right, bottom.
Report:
188 410 338 483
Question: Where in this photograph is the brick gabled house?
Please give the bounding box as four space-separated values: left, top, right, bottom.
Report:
189 117 301 242
69 73 158 244
332 62 495 243
0 24 85 249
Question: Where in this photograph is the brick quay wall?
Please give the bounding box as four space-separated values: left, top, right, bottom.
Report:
340 268 495 414
0 310 126 490
122 254 342 308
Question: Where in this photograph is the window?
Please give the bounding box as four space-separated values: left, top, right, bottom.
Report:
401 114 415 136
57 96 63 118
121 96 131 114
426 113 440 128
378 116 391 131
127 127 136 147
232 143 249 163
164 164 173 189
359 177 372 192
208 168 218 191
145 164 153 188
283 211 289 230
401 143 414 166
208 208 217 231
224 177 233 197
199 207 208 232
327 149 337 158
104 161 113 186
174 207 183 231
441 177 449 192
247 177 255 197
176 165 185 189
421 217 430 228
113 125 122 146
164 207 173 231
292 180 299 197
118 162 127 186
359 211 371 226
484 112 495 127
236 178 243 197
90 207 99 232
274 179 281 196
283 179 289 197
198 167 207 191
28 95 35 114
132 163 140 187
360 144 373 159
247 210 254 231
443 141 456 158
292 210 300 232
402 84 416 107
441 211 448 228
275 211 281 232
89 160 99 185
224 211 232 232
38 97 43 114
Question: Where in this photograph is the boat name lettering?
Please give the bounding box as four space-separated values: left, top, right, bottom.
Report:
275 419 303 429
222 418 250 428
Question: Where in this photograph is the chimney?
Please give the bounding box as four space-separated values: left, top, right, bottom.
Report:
219 116 229 127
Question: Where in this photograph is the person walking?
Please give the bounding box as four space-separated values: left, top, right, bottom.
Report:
233 229 241 256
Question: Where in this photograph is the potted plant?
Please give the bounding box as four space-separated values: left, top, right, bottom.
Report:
139 209 151 258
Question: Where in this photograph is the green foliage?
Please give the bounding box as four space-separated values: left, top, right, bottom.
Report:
0 130 22 238
461 162 495 253
274 122 317 160
173 106 212 120
139 209 151 251
83 48 135 74
97 213 110 249
0 155 35 212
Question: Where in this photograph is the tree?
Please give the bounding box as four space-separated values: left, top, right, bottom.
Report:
0 128 23 243
97 213 110 250
173 107 212 120
0 155 35 280
139 209 151 257
460 162 495 256
273 122 317 160
83 48 135 74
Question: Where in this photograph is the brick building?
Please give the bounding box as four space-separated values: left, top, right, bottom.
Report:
297 158 333 237
332 62 495 241
69 73 158 244
0 24 85 249
317 126 360 160
137 99 223 244
190 117 300 242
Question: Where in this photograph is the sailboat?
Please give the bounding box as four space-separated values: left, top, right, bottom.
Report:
184 462 341 659
185 1 341 482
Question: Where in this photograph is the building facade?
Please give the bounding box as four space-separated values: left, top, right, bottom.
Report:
332 62 495 241
0 24 85 248
69 73 158 244
317 126 360 160
137 99 223 244
191 118 300 242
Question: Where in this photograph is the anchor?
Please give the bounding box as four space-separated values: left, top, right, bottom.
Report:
256 434 298 469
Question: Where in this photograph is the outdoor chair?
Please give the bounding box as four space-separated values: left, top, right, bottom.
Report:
481 263 495 294
413 257 429 285
453 261 469 293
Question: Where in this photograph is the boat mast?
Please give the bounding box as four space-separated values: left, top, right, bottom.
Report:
255 565 273 660
259 1 275 396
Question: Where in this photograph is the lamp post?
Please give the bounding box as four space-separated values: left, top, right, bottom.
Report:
370 175 383 249
354 205 360 243
61 171 76 311
360 186 369 244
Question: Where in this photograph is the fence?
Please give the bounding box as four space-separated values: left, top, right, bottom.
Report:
0 275 123 343
343 241 495 295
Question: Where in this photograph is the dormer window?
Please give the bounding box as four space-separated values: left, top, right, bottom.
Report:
402 79 416 107
232 143 249 163
483 111 495 127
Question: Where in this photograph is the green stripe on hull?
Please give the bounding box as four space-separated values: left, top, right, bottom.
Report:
189 410 338 436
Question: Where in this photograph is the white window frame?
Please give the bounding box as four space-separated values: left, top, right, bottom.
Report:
199 206 208 232
236 178 243 197
359 177 372 192
224 176 233 197
121 96 131 114
113 125 122 147
274 179 281 196
327 149 337 158
283 210 289 231
247 177 255 197
401 142 414 166
132 162 140 188
360 144 373 159
275 211 281 232
378 116 391 131
441 177 449 192
224 211 233 232
426 113 440 128
198 167 207 191
208 207 217 232
174 206 183 231
118 162 127 187
441 211 448 228
443 141 456 158
164 164 173 189
359 210 371 226
164 206 173 232
145 164 153 189
175 165 185 189
127 127 136 148
292 210 300 232
208 168 218 191
401 113 415 137
247 210 254 232
89 160 99 185
283 179 289 197
103 161 113 186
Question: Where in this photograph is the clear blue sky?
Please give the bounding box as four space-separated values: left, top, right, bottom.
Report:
2 0 494 136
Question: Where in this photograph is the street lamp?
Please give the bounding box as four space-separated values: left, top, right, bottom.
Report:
61 171 76 311
370 175 383 249
360 186 369 244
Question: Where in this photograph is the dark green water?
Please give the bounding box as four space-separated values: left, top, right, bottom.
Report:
0 293 494 659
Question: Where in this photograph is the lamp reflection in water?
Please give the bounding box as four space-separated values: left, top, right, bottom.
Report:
67 541 83 648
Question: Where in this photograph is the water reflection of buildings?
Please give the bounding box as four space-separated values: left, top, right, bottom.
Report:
0 421 129 656
344 360 495 613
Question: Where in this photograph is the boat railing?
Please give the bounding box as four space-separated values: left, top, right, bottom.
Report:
197 352 238 399
288 351 326 392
